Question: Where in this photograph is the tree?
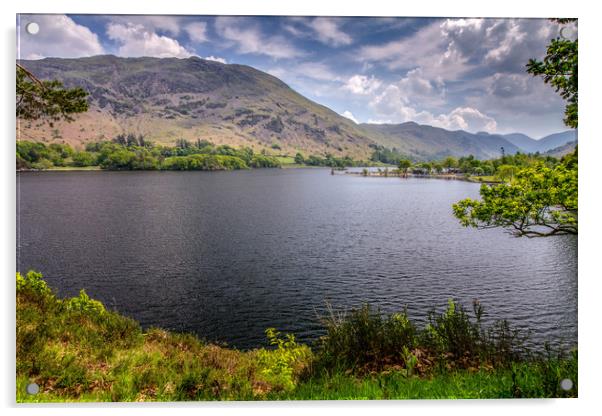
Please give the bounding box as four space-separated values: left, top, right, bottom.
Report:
526 19 578 128
398 159 412 177
453 152 577 237
16 64 88 125
294 153 305 165
452 20 578 238
442 156 458 169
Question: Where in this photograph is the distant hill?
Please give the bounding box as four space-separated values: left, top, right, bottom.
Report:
544 140 577 158
502 130 577 154
360 122 520 160
17 55 573 161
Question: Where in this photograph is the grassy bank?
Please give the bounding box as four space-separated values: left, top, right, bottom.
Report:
16 271 577 402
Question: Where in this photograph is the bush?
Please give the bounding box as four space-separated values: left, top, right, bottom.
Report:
16 271 51 297
256 328 311 392
72 151 97 167
250 155 281 168
315 304 417 373
66 289 106 315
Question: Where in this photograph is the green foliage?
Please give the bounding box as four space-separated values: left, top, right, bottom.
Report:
526 19 577 128
66 289 106 315
16 272 577 401
162 154 248 170
250 155 282 168
256 328 311 392
71 151 96 167
304 154 358 168
453 151 577 237
16 64 88 125
370 145 408 165
398 158 412 173
16 271 51 296
316 304 417 373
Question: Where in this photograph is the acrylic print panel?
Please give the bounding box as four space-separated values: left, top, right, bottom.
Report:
16 14 578 402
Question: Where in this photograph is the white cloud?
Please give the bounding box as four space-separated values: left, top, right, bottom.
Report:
215 17 304 59
341 111 359 124
107 15 182 36
371 83 497 133
106 23 194 58
19 14 104 59
185 21 208 43
307 18 352 46
343 75 382 95
283 17 352 47
204 55 227 64
358 22 463 79
434 107 497 132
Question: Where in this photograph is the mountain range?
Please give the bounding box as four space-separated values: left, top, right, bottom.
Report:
17 56 576 161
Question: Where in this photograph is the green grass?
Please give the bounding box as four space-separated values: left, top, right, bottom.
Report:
45 166 102 171
275 156 296 165
16 271 577 402
467 175 501 183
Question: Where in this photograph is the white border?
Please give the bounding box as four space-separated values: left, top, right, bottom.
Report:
2 1 601 415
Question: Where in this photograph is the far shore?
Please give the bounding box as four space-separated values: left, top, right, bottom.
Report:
17 166 503 184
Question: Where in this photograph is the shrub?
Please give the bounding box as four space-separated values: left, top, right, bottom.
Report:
256 328 311 392
16 271 51 296
315 304 417 373
66 289 106 315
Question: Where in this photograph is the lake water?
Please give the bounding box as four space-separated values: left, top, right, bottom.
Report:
17 169 577 350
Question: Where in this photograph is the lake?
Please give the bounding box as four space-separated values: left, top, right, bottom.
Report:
17 169 577 350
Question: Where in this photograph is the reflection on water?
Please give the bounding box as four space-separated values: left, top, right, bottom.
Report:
17 169 577 349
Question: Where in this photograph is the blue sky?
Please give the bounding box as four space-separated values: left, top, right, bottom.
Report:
17 14 576 138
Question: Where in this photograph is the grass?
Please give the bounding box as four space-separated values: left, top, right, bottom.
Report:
275 156 296 165
42 166 102 171
467 175 501 183
16 271 577 402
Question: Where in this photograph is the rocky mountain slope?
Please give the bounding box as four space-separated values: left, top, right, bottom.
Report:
17 55 573 161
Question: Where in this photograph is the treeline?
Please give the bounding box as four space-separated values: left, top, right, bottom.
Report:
370 144 565 178
16 136 282 171
293 152 363 168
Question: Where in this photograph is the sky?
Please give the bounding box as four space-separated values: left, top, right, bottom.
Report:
17 14 577 138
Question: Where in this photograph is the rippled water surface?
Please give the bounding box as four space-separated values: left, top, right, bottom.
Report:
17 169 577 349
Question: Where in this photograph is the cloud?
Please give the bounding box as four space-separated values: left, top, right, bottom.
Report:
371 84 497 133
343 75 382 95
341 111 358 124
18 14 104 59
358 22 459 77
106 15 182 36
436 107 497 132
106 23 194 58
215 17 304 59
204 55 227 64
283 17 352 47
185 22 208 43
306 17 352 46
487 73 529 98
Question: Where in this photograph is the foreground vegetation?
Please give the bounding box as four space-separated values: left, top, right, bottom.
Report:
17 271 577 402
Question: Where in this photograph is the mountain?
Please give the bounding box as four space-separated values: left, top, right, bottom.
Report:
502 130 576 153
544 140 577 158
360 122 520 160
18 55 374 159
17 55 572 161
502 133 540 153
537 130 577 152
